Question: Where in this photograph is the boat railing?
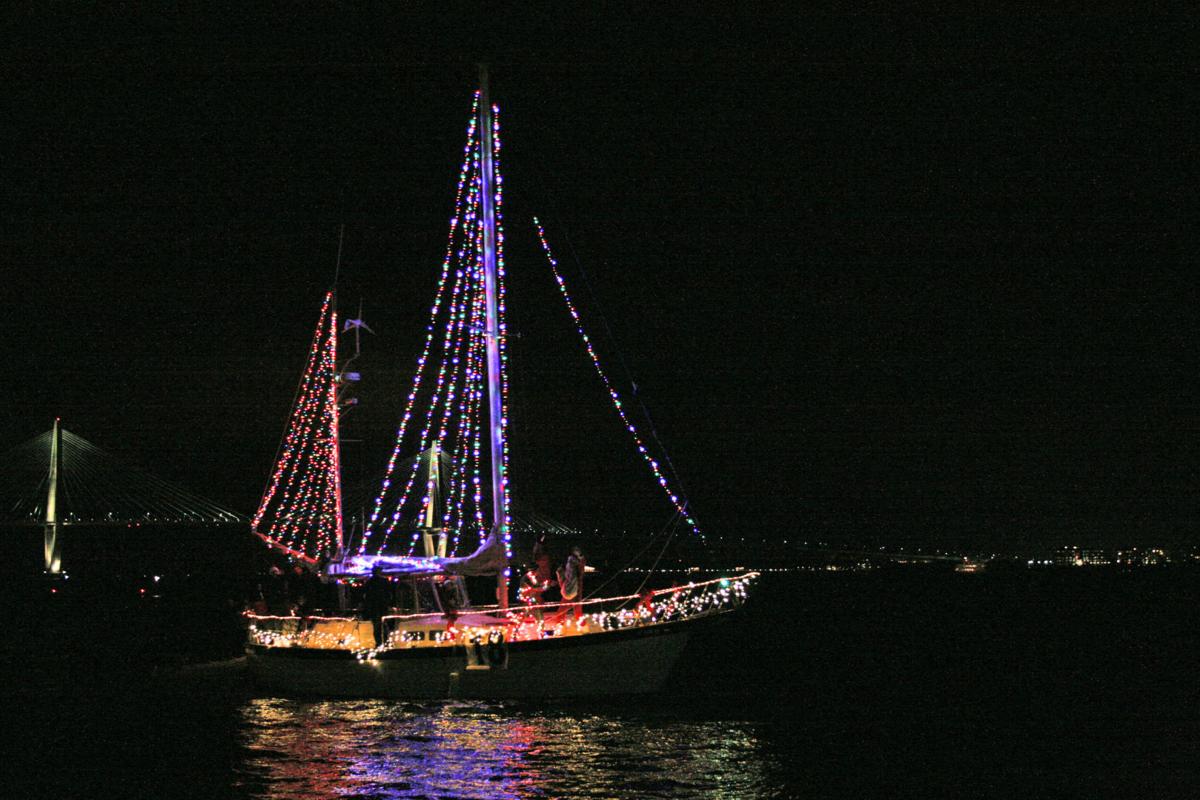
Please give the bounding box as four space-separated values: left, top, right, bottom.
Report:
246 572 758 652
246 614 369 650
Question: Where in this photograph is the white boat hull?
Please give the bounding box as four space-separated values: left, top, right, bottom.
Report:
246 615 716 699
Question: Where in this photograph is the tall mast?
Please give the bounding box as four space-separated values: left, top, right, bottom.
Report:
44 417 63 574
479 66 510 605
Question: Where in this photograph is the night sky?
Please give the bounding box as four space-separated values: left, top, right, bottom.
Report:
3 10 1193 553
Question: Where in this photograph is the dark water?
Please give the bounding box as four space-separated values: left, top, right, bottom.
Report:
8 569 1200 798
234 699 773 798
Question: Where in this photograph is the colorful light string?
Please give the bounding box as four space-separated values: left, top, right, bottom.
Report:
491 105 514 564
246 573 756 652
533 218 702 538
359 92 511 561
359 93 481 554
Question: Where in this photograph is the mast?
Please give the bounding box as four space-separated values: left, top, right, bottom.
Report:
479 66 510 606
44 418 62 574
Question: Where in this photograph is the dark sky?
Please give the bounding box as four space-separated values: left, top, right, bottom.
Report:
3 10 1194 551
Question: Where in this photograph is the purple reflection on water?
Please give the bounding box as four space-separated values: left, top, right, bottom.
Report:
235 699 770 799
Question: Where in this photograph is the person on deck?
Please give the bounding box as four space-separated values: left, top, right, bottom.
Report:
556 546 586 625
363 565 391 647
518 535 556 619
265 564 287 614
288 563 319 617
436 577 461 630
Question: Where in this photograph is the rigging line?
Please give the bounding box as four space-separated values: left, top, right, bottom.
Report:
526 163 692 495
583 510 682 601
394 256 473 554
333 223 344 298
529 217 693 508
259 314 334 536
280 332 340 551
451 298 486 555
367 92 482 531
534 219 701 536
634 513 684 599
278 427 327 551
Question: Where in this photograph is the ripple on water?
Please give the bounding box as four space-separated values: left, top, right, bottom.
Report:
234 698 777 799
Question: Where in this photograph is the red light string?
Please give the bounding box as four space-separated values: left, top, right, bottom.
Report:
253 294 330 534
252 292 344 560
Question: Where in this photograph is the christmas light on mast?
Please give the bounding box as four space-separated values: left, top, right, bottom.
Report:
252 291 344 563
353 75 511 588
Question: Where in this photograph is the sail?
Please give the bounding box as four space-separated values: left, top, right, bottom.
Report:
333 530 506 579
251 291 344 563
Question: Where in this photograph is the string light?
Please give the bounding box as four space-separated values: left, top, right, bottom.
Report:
360 93 482 554
491 104 514 562
252 295 330 538
252 292 342 561
247 573 757 655
361 92 512 560
533 219 703 539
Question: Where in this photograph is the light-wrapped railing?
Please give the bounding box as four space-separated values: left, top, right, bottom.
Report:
492 572 758 644
246 614 368 650
247 572 758 659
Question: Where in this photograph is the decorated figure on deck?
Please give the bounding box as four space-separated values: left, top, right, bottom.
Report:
557 545 586 624
518 535 556 619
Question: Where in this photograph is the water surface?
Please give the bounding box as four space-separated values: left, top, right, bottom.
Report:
10 570 1200 798
236 699 776 799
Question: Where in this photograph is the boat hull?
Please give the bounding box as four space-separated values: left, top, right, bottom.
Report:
246 615 710 699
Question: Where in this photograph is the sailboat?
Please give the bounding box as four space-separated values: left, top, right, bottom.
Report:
244 73 756 699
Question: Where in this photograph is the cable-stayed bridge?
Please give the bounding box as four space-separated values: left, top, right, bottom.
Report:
0 421 245 573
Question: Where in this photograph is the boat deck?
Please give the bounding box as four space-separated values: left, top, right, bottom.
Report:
246 573 757 655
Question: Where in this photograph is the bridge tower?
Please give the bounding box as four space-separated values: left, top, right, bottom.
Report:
43 417 62 575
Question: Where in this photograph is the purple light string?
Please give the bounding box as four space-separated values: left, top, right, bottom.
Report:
364 92 513 558
491 105 514 563
360 94 481 555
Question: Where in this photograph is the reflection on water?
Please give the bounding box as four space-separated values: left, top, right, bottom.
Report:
235 699 776 799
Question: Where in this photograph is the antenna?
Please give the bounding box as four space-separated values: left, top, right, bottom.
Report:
343 298 374 357
333 223 345 297
328 226 368 416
